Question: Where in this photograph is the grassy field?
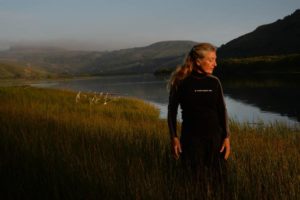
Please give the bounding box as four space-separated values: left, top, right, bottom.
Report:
0 87 299 200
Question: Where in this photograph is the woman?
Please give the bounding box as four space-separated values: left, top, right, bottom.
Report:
167 43 230 197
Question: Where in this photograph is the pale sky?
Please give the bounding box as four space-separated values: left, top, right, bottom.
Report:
0 0 299 51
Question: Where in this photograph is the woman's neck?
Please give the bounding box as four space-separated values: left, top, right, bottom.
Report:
194 67 207 75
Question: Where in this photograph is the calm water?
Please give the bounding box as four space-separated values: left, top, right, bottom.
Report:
30 74 299 126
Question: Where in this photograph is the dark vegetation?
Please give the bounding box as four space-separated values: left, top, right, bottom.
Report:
214 54 300 78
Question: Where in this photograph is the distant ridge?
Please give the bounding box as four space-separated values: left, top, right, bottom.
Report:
0 40 197 76
9 45 66 53
218 9 300 58
87 40 197 74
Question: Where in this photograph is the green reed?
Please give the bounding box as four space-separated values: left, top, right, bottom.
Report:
0 86 299 200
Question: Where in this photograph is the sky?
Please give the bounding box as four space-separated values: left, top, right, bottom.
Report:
0 0 299 51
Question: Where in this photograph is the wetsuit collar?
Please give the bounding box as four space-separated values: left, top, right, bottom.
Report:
191 69 208 78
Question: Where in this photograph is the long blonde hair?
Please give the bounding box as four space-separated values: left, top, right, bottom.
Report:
168 43 216 89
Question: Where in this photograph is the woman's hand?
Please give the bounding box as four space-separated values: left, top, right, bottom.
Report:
171 137 182 160
220 137 230 160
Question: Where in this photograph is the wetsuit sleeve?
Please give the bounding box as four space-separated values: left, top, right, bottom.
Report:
167 85 180 139
216 79 230 139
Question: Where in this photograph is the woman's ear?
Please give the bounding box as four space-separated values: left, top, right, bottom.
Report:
195 58 202 67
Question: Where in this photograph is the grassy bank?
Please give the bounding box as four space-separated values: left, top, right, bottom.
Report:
0 87 299 199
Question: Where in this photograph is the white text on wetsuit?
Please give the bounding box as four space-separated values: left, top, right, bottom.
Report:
194 89 213 93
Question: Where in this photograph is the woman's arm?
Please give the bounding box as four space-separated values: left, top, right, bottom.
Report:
167 86 182 159
216 78 230 139
216 78 231 160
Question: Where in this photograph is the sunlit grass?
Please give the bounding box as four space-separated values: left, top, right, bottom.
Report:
0 86 299 199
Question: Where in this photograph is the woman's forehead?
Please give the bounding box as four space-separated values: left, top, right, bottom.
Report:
202 51 216 58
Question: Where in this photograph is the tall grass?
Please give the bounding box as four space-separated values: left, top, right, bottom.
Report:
0 86 299 199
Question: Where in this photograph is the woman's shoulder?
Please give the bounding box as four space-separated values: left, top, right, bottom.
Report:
206 74 223 88
207 74 221 82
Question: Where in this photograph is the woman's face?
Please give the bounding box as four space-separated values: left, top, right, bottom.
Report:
195 51 217 74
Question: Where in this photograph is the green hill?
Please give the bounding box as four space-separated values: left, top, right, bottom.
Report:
0 61 56 79
0 47 104 76
0 41 196 76
87 40 197 74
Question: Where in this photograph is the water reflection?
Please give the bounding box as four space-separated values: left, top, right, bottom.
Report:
224 87 300 123
30 74 299 126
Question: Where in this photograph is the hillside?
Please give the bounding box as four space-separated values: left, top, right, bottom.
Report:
217 9 300 58
0 47 104 76
214 54 300 78
1 10 300 76
86 40 196 74
0 41 196 76
0 61 56 79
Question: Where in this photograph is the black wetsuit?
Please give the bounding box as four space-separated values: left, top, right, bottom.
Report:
168 70 230 197
168 70 230 141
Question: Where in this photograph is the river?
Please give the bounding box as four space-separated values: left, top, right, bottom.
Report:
29 74 299 126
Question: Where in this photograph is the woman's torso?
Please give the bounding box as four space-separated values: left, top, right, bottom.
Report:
178 71 223 140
